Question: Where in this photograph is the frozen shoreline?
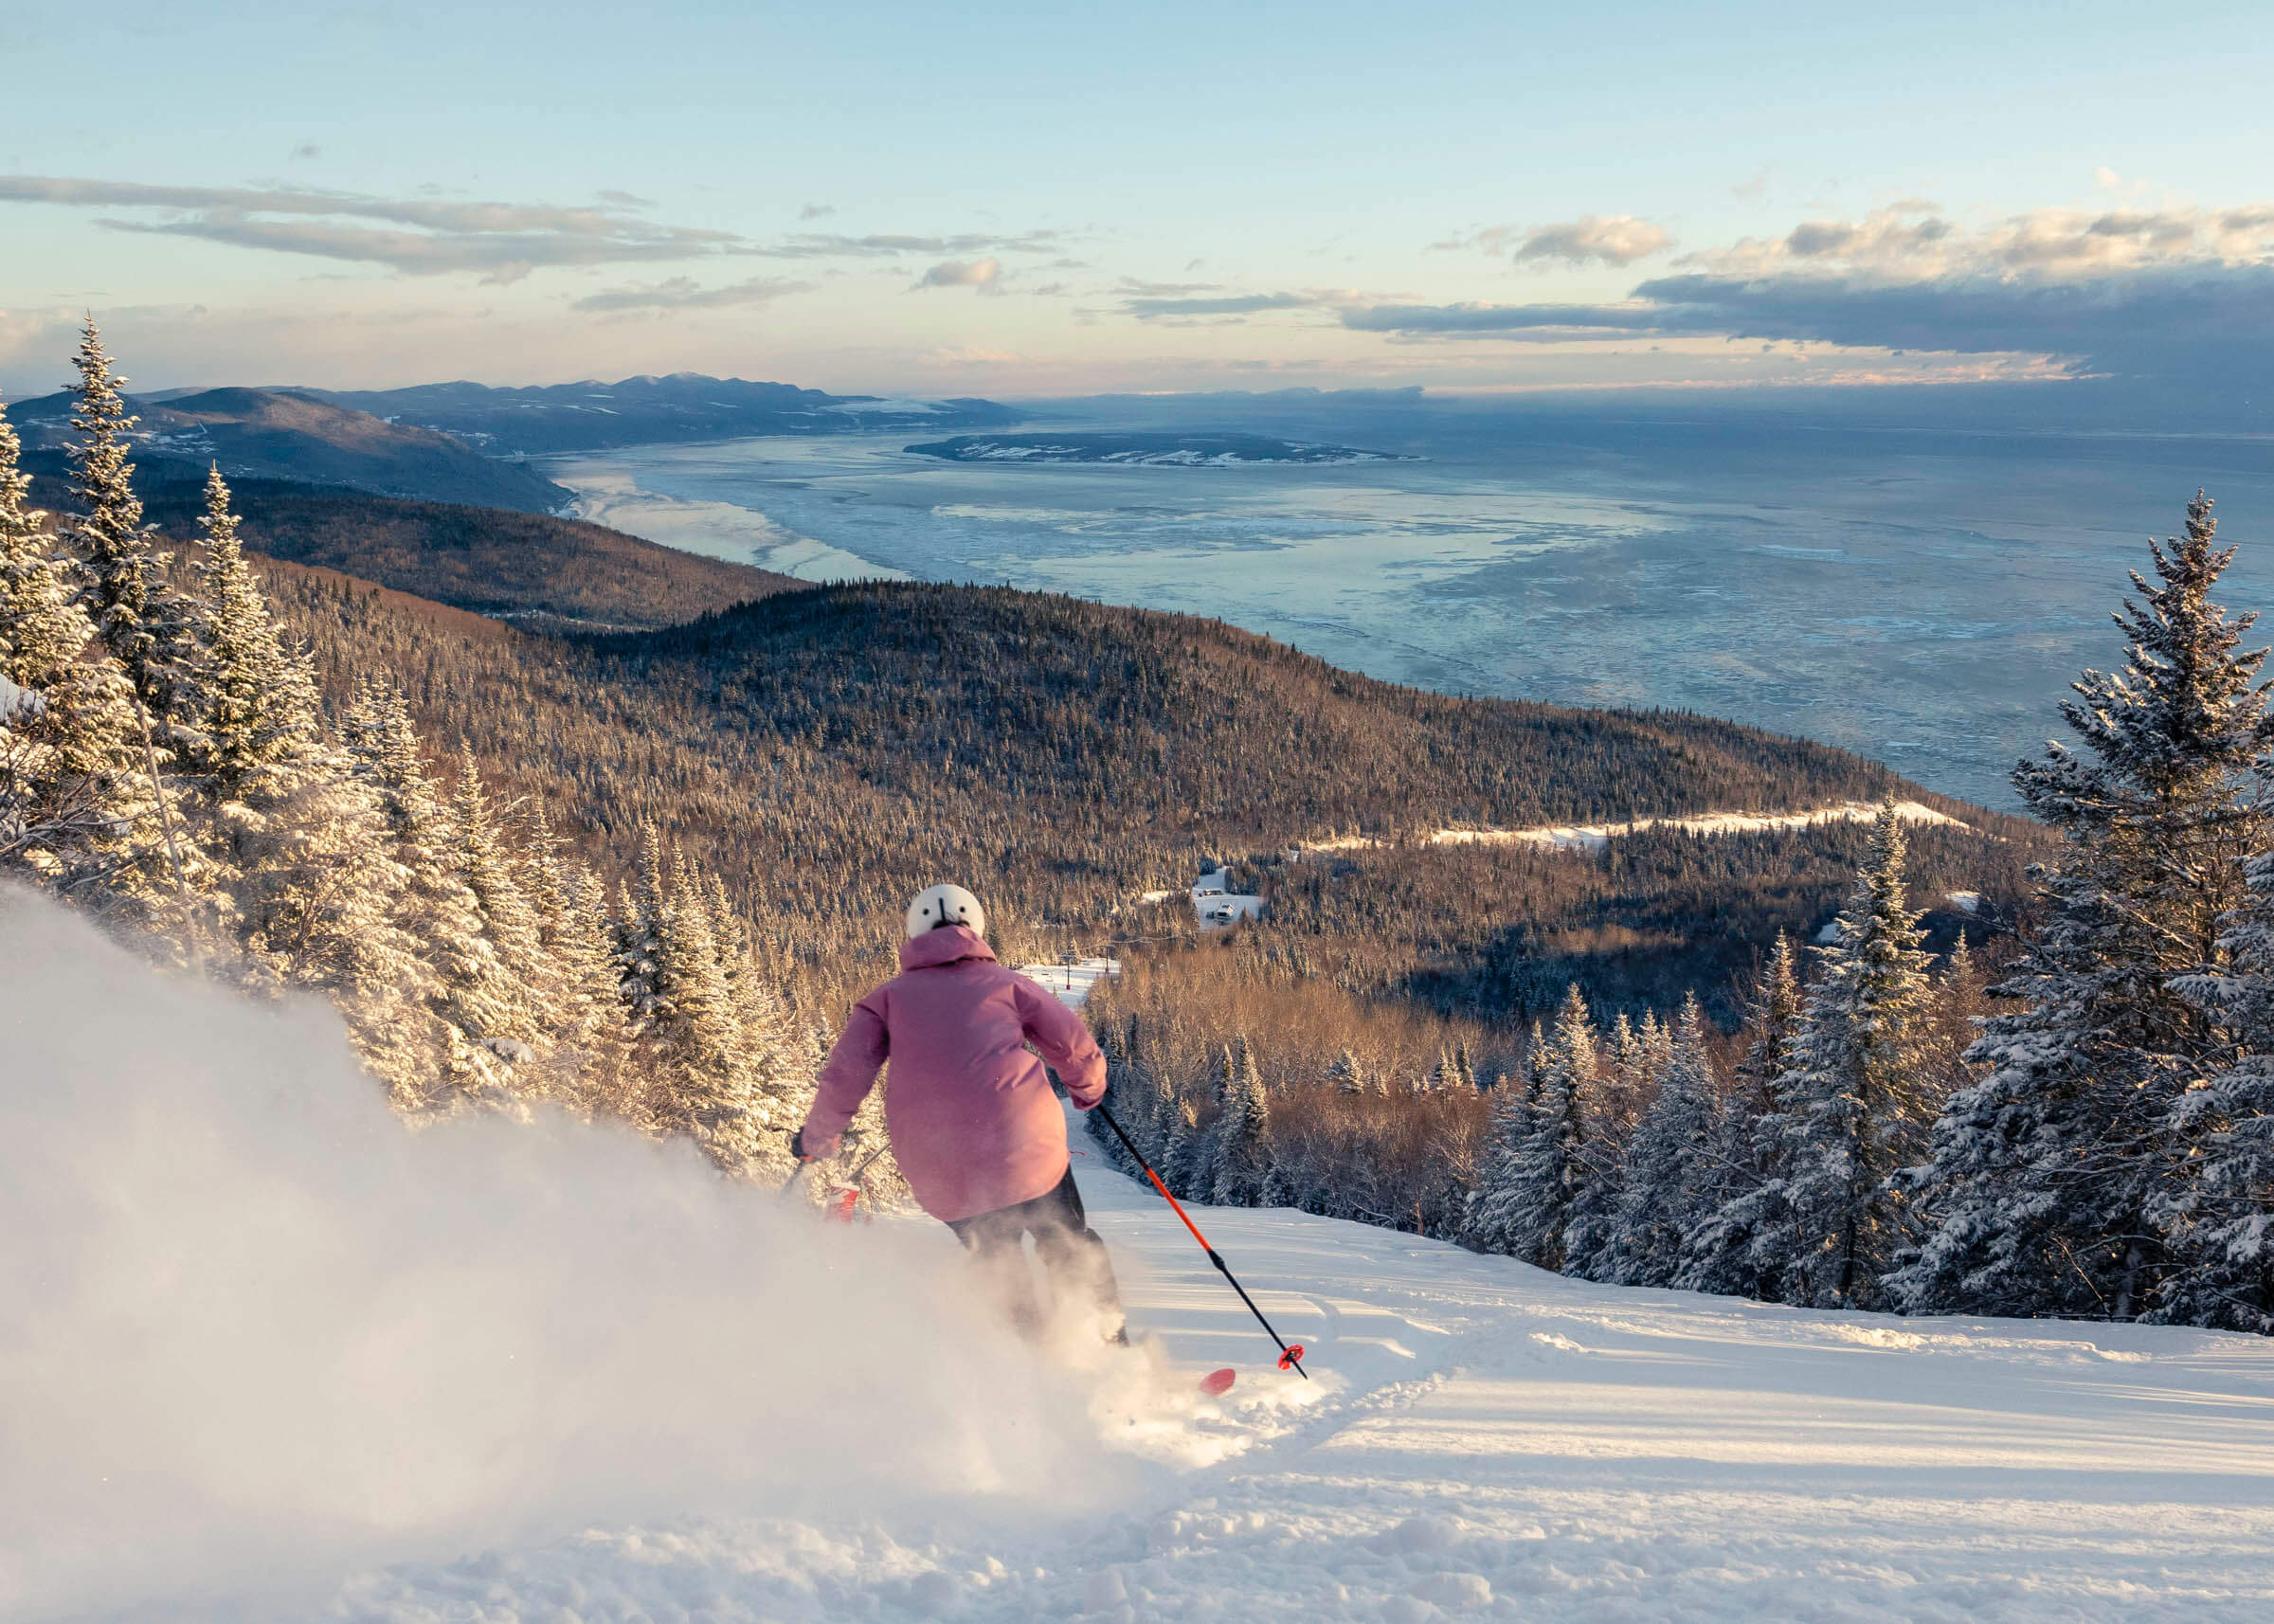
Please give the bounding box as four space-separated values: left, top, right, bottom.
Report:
549 459 910 584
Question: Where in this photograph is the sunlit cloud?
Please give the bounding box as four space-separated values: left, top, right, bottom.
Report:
766 231 1059 261
1683 199 2274 278
570 275 817 314
914 257 1002 292
1434 214 1673 268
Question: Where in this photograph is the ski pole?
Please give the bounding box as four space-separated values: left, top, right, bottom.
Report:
1092 1104 1308 1379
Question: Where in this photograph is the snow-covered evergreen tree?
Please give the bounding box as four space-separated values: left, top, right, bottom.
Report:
642 849 779 1176
1211 1038 1270 1205
62 321 197 731
179 518 430 1089
614 821 670 1030
0 394 153 891
2161 846 2274 1330
703 864 811 1148
1764 798 1941 1310
1604 994 1724 1287
1471 984 1603 1270
1163 1087 1202 1199
1898 494 2274 1322
447 743 549 1048
1327 1048 1364 1095
1677 933 1807 1298
342 680 516 1107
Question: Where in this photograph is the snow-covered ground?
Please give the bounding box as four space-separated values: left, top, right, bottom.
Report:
14 917 2274 1623
339 1128 2274 1623
1192 868 1267 929
1309 799 1969 857
335 965 2274 1623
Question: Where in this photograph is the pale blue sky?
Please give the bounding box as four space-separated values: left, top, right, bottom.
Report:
4 1 2270 397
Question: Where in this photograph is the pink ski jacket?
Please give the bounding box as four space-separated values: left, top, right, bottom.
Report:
800 926 1108 1222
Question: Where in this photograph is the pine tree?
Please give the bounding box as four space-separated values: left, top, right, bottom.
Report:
644 849 775 1174
1163 1088 1201 1199
704 865 809 1146
448 742 549 1041
2160 848 2274 1330
1678 934 1807 1298
553 862 642 1122
1898 495 2274 1322
0 393 153 888
1327 1048 1365 1095
1765 798 1941 1310
614 821 670 1029
1211 1038 1271 1205
1473 984 1603 1271
1604 994 1724 1287
343 681 515 1107
1465 1037 1540 1250
62 321 196 729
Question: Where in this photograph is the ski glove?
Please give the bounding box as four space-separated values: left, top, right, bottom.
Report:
789 1128 810 1163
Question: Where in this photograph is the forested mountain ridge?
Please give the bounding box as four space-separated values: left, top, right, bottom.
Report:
304 374 1020 454
247 559 2033 1018
141 478 803 632
10 387 571 514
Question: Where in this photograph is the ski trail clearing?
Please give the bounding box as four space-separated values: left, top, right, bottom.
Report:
347 1001 2274 1624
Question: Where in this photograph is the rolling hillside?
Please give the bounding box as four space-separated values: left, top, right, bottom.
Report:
242 551 2036 1020
141 479 802 631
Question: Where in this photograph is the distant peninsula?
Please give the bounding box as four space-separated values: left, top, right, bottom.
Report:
904 432 1418 467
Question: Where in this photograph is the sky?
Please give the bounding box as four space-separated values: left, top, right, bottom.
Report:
4 0 2272 402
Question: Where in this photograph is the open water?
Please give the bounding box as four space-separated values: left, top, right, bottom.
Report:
550 401 2274 811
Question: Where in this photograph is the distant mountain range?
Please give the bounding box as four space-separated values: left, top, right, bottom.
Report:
9 387 574 514
301 374 1021 455
8 373 1021 514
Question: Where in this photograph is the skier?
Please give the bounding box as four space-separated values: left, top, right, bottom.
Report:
792 884 1128 1342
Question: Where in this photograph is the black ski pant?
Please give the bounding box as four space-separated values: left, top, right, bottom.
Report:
946 1165 1125 1339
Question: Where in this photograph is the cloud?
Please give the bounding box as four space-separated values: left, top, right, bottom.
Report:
1342 196 2274 391
570 274 817 314
2 172 747 282
1509 215 1673 268
290 142 320 161
798 202 836 221
1117 277 1221 297
914 257 1001 291
765 231 1059 261
1683 199 2274 278
1342 300 1666 339
1122 291 1310 320
1434 214 1673 268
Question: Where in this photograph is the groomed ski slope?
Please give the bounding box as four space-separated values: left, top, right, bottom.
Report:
341 968 2274 1623
346 1134 2274 1622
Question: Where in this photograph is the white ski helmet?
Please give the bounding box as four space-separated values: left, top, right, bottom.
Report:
906 883 985 941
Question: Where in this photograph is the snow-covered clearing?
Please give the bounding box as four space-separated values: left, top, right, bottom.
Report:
9 907 2273 1623
1308 798 1970 857
339 1130 2274 1624
342 958 2274 1623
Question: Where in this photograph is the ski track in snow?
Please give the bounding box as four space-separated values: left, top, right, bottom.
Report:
332 966 2274 1622
1308 798 1971 857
